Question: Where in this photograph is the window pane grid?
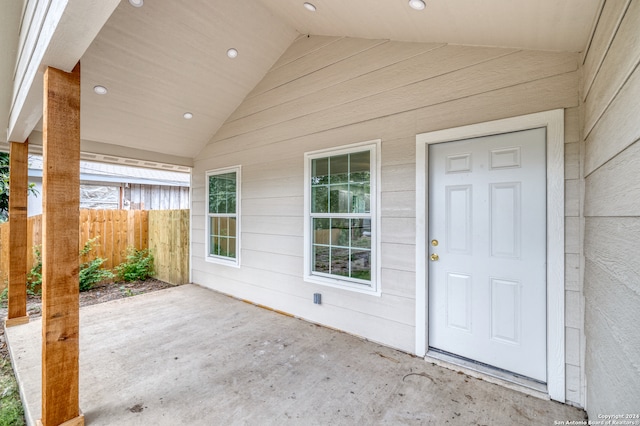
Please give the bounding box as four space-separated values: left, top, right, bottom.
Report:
311 152 370 215
209 216 237 258
312 217 371 282
209 172 236 215
308 146 374 287
207 169 238 261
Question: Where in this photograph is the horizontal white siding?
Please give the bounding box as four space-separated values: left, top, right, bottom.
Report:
192 37 579 359
582 0 640 416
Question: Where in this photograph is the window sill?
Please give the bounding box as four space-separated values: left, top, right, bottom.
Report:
205 256 240 268
304 274 380 296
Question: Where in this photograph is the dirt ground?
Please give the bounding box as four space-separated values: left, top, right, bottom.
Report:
0 279 176 361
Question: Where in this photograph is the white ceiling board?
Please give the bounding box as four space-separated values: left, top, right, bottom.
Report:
5 0 600 161
8 0 121 143
257 0 601 52
79 0 298 158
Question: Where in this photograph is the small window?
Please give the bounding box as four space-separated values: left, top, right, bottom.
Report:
206 167 240 266
304 141 379 293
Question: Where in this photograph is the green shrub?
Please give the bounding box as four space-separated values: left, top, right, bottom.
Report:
26 245 42 295
114 247 154 282
79 238 113 292
26 238 113 293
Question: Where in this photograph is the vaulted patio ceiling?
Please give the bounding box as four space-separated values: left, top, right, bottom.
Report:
2 0 601 163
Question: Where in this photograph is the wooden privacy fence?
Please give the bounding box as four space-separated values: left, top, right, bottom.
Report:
0 209 190 289
148 210 190 286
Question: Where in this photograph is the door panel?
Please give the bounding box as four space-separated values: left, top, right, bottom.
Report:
428 127 547 382
446 272 472 332
446 185 472 253
490 182 520 258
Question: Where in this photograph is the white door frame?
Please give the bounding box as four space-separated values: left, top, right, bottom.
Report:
415 109 565 402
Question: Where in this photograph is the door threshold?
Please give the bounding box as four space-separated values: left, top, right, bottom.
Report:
425 348 549 400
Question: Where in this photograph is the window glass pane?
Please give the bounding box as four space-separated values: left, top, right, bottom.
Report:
329 184 349 213
350 183 370 213
209 179 218 214
218 217 229 236
228 217 237 237
217 237 228 257
329 154 349 184
313 218 330 244
210 235 219 256
330 247 350 277
312 158 329 185
209 172 236 214
228 237 236 258
225 173 236 214
312 186 328 213
350 249 371 281
349 151 370 180
330 218 349 247
313 245 330 274
351 219 371 249
225 172 236 192
227 191 236 214
209 217 220 235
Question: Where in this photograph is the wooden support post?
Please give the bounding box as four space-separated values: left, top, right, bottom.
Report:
5 139 29 327
39 63 84 426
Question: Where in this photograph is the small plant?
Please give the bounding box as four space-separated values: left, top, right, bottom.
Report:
26 245 42 295
114 247 154 282
79 238 113 292
119 285 135 297
27 239 113 293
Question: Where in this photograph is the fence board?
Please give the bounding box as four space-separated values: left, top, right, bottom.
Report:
103 209 114 270
94 210 105 261
141 210 149 251
116 210 128 266
0 209 187 291
80 209 90 263
148 209 190 285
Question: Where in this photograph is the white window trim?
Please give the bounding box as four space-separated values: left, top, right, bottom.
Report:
303 140 381 295
415 109 565 402
205 165 241 267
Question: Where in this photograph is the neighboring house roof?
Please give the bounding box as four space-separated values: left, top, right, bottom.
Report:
27 155 190 187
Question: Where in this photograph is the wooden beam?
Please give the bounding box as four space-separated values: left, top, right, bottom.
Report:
40 63 83 426
5 139 29 326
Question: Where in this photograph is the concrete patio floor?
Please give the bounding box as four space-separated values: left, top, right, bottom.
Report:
6 284 586 425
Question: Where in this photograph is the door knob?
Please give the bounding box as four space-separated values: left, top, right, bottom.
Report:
430 253 439 261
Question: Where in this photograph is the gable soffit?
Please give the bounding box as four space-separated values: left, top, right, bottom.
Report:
257 0 601 52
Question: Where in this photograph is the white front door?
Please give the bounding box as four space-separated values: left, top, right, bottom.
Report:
428 127 547 382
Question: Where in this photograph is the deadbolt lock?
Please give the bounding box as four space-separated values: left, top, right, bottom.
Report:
431 239 439 247
430 253 439 261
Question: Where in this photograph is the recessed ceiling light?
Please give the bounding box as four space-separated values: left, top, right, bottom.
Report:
226 48 238 59
183 112 193 120
303 2 316 12
408 0 426 10
93 85 108 95
128 0 143 7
